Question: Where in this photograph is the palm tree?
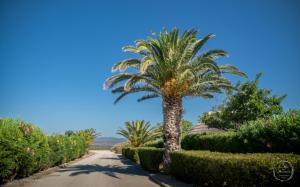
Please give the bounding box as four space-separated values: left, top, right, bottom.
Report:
104 28 246 170
117 120 160 147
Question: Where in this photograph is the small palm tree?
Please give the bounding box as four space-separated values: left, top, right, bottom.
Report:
104 28 246 170
117 120 160 147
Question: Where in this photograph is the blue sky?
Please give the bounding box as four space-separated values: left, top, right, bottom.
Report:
1 0 300 137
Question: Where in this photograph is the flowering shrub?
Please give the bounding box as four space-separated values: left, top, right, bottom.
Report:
0 118 90 183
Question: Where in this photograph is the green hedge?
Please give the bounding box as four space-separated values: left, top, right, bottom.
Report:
171 150 300 186
122 147 139 163
138 148 163 172
182 110 300 154
144 140 164 148
0 118 89 183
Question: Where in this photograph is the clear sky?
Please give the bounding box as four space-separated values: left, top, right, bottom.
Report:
1 0 300 137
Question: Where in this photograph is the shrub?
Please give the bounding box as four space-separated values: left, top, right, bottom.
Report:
137 148 163 172
0 118 26 181
48 135 66 166
122 147 139 163
171 150 300 186
144 140 164 148
181 132 240 152
0 119 50 181
182 110 300 154
111 142 130 154
0 118 90 183
198 73 286 130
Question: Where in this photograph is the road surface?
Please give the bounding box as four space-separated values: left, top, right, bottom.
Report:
19 150 159 187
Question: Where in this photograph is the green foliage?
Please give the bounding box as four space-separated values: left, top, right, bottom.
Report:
182 110 300 153
48 135 67 166
0 118 50 180
200 110 230 129
65 130 75 136
121 147 139 163
181 132 240 152
238 109 300 153
0 118 91 183
180 119 193 138
199 73 286 129
117 120 161 147
170 150 300 186
144 140 164 148
77 128 100 148
104 28 246 103
137 148 164 172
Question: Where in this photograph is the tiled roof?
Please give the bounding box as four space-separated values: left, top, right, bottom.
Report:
190 123 225 134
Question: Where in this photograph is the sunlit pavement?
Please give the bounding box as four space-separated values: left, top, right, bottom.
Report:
19 150 159 187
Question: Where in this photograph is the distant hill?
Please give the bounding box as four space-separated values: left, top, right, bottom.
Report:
90 137 126 150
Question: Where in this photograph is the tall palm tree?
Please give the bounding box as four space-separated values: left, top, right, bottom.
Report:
104 28 246 170
117 120 160 147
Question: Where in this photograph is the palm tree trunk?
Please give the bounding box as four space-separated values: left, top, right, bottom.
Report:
162 96 182 172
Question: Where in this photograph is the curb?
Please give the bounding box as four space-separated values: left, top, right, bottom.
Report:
148 173 193 187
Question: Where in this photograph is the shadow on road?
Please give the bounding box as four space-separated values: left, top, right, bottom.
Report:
57 155 148 179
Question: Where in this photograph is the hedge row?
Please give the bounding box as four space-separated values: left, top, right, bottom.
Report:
122 147 139 163
138 148 163 172
182 110 300 153
121 147 163 172
122 147 300 186
171 150 300 186
0 118 89 183
144 140 164 148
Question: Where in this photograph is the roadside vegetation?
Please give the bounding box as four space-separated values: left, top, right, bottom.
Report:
199 73 286 130
109 28 300 186
105 28 246 170
117 120 161 147
0 118 97 183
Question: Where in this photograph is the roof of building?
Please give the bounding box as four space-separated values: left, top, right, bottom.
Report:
190 123 225 134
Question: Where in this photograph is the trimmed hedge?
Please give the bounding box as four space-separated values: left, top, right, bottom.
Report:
0 118 89 183
144 140 164 148
171 150 300 186
122 147 139 163
182 110 300 154
138 147 163 172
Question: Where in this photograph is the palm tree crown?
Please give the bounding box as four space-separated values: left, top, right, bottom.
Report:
117 120 160 147
104 28 246 103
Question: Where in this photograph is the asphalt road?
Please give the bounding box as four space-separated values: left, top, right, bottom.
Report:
20 150 159 187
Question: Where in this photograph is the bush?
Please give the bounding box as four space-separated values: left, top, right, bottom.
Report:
0 119 50 181
182 110 300 154
137 148 163 172
198 73 286 130
171 150 300 186
0 118 90 183
144 140 164 148
111 142 130 154
48 135 66 166
122 147 139 163
181 132 240 152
